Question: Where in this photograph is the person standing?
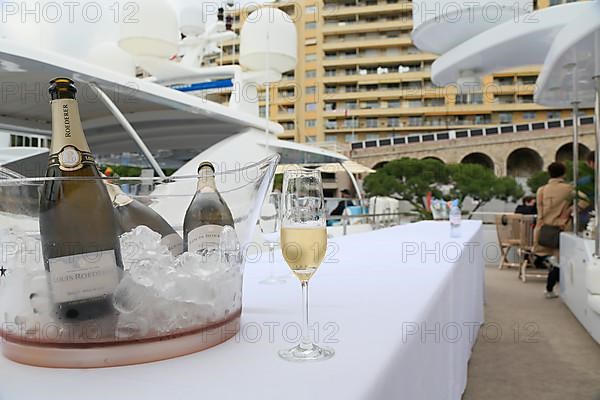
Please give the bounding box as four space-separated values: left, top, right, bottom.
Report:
577 151 595 230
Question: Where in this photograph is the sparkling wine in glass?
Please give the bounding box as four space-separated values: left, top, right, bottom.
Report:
279 168 334 362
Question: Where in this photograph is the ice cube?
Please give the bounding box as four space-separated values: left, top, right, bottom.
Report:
220 225 241 266
113 274 149 314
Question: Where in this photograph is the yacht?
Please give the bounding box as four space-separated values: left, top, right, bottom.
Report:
0 0 347 179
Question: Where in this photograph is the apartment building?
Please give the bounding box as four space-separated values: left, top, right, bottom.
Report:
209 0 588 146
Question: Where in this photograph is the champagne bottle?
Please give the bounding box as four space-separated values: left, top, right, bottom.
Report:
39 78 123 321
105 182 183 256
183 162 234 253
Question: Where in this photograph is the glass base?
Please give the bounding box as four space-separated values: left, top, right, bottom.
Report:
278 343 334 362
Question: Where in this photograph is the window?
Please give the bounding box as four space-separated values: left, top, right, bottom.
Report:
345 101 357 110
306 53 317 62
498 113 513 124
388 117 400 127
363 100 379 109
517 95 534 103
345 134 356 143
366 118 378 128
306 86 316 95
547 111 561 119
325 69 336 77
343 118 359 128
387 100 400 108
408 116 423 126
455 93 483 104
474 115 491 125
259 106 266 117
522 112 536 120
306 5 317 13
366 134 378 140
305 135 317 143
325 120 337 129
325 134 337 142
305 21 317 30
425 98 444 107
9 134 47 148
305 119 317 128
305 69 317 78
324 102 336 111
305 103 317 112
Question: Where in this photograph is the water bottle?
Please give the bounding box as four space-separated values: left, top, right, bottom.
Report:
449 200 461 238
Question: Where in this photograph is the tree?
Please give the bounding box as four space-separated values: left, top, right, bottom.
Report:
364 158 524 219
527 170 549 194
364 158 449 219
448 163 524 217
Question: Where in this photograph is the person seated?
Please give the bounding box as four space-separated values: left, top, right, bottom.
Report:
535 162 589 299
515 196 537 215
330 189 354 216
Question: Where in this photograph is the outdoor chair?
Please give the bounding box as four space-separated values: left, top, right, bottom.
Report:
517 214 549 282
495 214 522 270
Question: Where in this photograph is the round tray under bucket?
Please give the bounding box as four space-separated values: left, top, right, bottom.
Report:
0 155 279 368
0 312 240 368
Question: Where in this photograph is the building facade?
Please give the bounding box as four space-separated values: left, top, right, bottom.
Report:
213 0 589 147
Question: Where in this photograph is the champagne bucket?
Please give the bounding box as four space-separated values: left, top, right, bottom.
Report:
0 154 279 368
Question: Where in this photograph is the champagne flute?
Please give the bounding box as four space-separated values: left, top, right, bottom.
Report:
279 168 334 361
259 192 287 284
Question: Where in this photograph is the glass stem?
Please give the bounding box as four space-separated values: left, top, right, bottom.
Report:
300 280 312 349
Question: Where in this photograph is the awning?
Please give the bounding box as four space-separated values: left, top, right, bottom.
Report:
275 160 373 175
318 161 375 175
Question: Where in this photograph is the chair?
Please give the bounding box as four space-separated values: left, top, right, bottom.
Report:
495 214 522 269
517 215 550 282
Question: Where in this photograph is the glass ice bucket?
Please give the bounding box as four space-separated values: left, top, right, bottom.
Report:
0 154 279 368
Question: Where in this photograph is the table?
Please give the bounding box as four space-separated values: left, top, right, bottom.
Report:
559 233 600 344
0 221 484 400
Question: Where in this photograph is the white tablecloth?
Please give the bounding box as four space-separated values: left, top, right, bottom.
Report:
0 221 484 400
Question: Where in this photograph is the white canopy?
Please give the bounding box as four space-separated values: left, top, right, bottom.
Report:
535 1 600 107
0 39 282 155
430 2 592 86
412 0 532 55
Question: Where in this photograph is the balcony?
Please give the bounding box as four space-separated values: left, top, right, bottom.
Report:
322 36 412 50
322 19 412 34
322 70 430 84
322 53 437 67
322 1 413 17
